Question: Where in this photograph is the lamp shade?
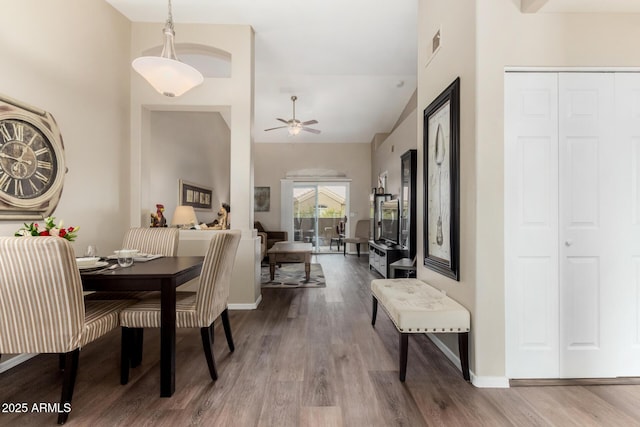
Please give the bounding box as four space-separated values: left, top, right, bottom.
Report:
132 56 203 97
171 205 198 227
131 1 204 97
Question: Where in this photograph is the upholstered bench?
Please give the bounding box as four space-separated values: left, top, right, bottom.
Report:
371 278 471 382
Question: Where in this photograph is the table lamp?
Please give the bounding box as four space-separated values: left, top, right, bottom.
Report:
171 205 198 229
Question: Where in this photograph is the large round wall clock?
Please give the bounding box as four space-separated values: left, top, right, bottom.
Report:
0 94 66 220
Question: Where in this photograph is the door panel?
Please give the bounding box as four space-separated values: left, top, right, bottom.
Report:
559 73 618 377
292 183 348 253
564 257 600 348
616 73 640 374
505 73 560 378
507 71 640 379
566 138 599 226
517 257 555 348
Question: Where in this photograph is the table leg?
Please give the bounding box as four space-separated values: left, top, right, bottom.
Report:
269 260 276 280
160 278 176 397
305 261 310 281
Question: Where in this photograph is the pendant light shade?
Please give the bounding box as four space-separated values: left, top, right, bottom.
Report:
132 0 204 97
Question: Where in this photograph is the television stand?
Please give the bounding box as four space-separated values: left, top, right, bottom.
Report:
368 240 408 278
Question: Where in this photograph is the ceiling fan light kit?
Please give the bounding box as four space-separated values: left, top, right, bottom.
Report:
264 95 321 136
132 0 204 97
288 124 302 136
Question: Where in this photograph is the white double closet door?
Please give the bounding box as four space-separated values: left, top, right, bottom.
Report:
505 72 640 378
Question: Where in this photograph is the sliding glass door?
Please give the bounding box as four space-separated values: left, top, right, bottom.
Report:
292 183 348 253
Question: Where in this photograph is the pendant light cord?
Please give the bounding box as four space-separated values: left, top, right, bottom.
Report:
166 0 174 31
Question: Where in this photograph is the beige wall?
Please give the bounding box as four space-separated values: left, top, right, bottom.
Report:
130 22 260 306
0 1 130 362
254 143 371 235
149 111 230 226
474 2 640 378
372 109 418 200
0 0 131 254
419 0 640 380
417 0 478 374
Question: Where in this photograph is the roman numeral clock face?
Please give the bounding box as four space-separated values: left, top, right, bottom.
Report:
0 95 65 219
0 119 57 199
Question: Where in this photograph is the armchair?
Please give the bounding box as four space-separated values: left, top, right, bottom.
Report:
254 221 288 249
257 231 268 260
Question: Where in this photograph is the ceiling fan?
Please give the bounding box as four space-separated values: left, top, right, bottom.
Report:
264 95 321 136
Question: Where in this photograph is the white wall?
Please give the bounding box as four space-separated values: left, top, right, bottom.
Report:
149 111 230 226
0 1 131 255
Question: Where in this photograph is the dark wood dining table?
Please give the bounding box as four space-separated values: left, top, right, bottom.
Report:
80 256 204 397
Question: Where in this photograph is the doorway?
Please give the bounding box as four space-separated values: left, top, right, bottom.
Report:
292 182 349 253
505 71 640 379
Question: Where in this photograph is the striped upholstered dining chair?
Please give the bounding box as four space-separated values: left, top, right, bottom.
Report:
85 227 180 299
0 237 134 425
84 227 179 299
85 227 180 300
85 227 180 366
121 227 179 257
119 230 241 384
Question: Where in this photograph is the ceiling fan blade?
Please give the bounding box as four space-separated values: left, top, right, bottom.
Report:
276 118 289 124
264 126 288 131
301 119 318 126
302 127 321 134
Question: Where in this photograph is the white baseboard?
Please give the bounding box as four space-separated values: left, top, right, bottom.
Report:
228 294 262 310
0 353 38 373
427 334 509 389
471 375 510 388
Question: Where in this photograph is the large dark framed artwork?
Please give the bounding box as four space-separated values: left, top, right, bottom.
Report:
179 179 212 210
423 77 460 280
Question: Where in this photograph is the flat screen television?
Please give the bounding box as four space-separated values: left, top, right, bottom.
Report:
380 199 399 246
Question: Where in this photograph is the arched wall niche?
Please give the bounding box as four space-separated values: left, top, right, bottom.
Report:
138 42 232 78
285 168 347 180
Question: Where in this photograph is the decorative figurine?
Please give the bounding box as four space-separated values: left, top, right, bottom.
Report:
212 203 230 230
150 203 167 227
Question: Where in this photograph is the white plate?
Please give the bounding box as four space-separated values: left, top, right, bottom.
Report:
78 261 109 270
76 257 101 267
106 253 162 262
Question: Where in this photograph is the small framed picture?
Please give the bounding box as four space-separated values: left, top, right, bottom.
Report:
254 187 270 212
179 180 213 210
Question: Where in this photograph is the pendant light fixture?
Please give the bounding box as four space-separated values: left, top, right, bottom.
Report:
132 0 204 97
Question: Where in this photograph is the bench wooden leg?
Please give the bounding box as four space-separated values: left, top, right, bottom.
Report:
399 333 408 382
372 296 378 326
458 332 470 381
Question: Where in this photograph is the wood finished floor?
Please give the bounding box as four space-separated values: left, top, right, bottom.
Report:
2 254 640 426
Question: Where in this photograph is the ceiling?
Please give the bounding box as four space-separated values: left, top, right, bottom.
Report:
104 0 639 144
537 0 640 13
105 0 418 144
